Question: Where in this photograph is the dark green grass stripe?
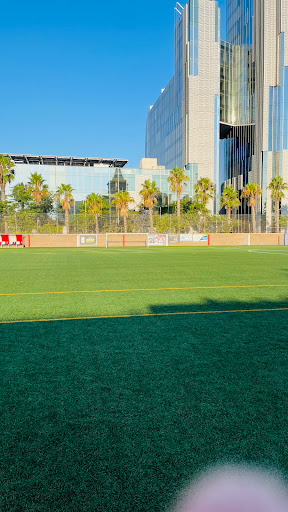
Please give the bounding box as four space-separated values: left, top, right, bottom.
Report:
2 306 288 324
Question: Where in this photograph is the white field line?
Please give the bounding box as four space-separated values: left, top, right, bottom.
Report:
248 249 288 255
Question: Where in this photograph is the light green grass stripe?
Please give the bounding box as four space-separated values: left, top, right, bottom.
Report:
2 284 288 297
1 307 288 324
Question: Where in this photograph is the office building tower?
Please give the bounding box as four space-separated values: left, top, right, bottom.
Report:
146 0 288 226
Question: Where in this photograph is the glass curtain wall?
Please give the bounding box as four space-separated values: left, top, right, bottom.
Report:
226 0 253 46
268 33 288 177
145 14 184 169
220 0 255 199
7 164 194 210
189 0 199 76
220 42 254 126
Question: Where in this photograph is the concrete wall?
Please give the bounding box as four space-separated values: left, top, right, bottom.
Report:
105 234 148 247
209 234 284 245
29 235 78 248
250 234 284 245
209 234 248 246
26 233 285 248
28 234 149 248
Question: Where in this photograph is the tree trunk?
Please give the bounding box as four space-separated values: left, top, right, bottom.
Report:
149 207 153 234
1 183 5 202
65 209 69 234
227 207 231 221
198 213 201 233
276 199 280 233
3 216 8 234
95 214 99 234
177 192 181 218
36 198 40 232
251 206 256 233
124 215 127 233
1 178 8 232
0 170 5 203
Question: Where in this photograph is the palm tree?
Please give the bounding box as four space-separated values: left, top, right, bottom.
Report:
167 167 190 217
220 185 240 220
112 190 134 232
139 180 160 233
28 173 48 207
56 184 74 234
28 173 49 229
0 155 15 202
194 178 215 207
85 193 104 234
241 182 262 233
0 155 15 233
268 176 288 233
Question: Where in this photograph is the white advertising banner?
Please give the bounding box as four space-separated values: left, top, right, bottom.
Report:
193 234 208 242
180 234 193 242
77 235 98 247
148 235 167 246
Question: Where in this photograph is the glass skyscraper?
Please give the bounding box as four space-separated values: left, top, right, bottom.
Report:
145 0 288 227
145 13 184 170
146 0 220 207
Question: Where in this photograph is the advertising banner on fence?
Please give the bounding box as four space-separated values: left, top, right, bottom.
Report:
180 234 193 242
77 235 98 247
168 234 180 245
193 234 208 242
148 235 167 246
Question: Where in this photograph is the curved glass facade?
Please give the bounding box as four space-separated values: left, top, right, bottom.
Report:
220 41 254 126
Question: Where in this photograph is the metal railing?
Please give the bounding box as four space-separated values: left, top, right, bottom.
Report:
0 212 286 234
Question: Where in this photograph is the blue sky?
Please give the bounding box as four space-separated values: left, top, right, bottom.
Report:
2 0 226 168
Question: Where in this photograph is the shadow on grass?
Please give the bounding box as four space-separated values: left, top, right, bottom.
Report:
1 296 288 512
149 296 288 314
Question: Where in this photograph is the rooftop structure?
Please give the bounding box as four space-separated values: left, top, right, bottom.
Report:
5 154 128 168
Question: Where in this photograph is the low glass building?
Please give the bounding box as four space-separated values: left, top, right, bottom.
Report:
5 155 194 210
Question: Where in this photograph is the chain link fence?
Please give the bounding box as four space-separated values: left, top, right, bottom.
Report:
1 211 287 234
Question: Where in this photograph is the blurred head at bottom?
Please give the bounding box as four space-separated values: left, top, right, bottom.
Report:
172 466 288 512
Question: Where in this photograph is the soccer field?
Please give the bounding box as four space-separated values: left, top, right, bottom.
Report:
1 246 288 511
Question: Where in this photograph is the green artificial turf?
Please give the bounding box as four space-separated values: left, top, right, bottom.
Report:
1 246 288 511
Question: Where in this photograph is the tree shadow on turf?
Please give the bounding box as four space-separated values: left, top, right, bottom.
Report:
148 296 288 315
1 296 288 512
